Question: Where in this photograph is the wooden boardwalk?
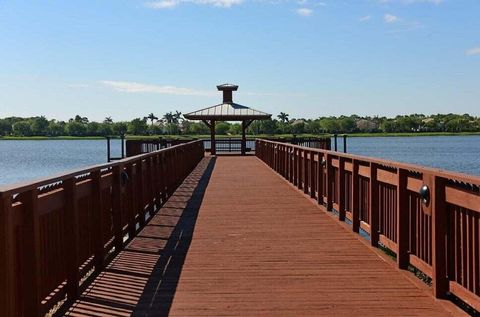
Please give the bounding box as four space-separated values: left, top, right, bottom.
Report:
65 155 461 316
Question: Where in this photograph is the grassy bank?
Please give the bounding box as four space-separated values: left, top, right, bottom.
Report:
1 132 479 140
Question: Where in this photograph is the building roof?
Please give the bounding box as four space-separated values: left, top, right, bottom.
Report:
184 102 271 121
184 83 272 121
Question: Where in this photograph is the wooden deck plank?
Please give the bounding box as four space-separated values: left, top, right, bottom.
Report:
65 155 458 316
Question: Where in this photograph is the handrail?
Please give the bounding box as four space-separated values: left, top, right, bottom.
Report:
256 138 480 312
0 140 204 316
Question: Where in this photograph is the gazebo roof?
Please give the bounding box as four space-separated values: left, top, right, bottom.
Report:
184 102 271 121
184 84 272 121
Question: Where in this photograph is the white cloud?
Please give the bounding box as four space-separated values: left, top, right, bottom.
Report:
359 15 371 22
100 81 216 96
380 0 442 4
145 0 242 8
296 8 313 16
384 13 399 23
466 47 480 56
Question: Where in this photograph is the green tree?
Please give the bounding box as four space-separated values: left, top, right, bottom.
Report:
66 121 87 136
30 116 49 135
128 118 148 135
215 122 230 135
0 119 12 136
112 122 128 135
47 121 65 136
12 121 32 136
146 113 158 125
277 112 289 123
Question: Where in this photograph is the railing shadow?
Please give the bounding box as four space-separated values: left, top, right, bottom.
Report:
64 157 216 317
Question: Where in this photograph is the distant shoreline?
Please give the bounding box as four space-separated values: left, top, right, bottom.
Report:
0 132 479 141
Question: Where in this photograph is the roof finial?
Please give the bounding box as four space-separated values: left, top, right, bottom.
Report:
217 83 238 103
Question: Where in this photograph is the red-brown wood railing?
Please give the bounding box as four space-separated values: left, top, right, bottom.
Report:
0 140 204 317
256 139 480 311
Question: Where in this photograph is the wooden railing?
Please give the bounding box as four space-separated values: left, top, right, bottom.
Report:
0 140 204 317
125 138 194 157
256 139 480 311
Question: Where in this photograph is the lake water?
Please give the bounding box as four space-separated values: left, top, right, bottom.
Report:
0 136 479 186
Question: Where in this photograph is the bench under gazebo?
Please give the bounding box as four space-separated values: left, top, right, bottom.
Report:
184 84 272 155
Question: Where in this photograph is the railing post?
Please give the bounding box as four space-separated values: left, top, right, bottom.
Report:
397 168 409 269
91 170 105 273
369 163 379 247
317 153 324 205
21 189 41 316
326 154 333 211
0 193 16 317
112 165 125 252
351 160 360 232
310 151 316 199
64 178 80 300
338 157 346 221
293 148 298 187
126 164 137 239
137 160 145 227
431 174 449 298
303 150 309 194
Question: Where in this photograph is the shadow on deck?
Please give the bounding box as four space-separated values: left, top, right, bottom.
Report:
64 157 216 317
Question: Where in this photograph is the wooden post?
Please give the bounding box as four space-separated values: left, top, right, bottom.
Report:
0 194 16 317
303 150 309 194
369 163 379 247
126 164 137 240
112 165 125 252
210 120 216 156
431 174 449 298
310 151 316 199
338 157 346 221
397 168 409 269
91 171 105 273
241 121 246 156
137 159 145 227
326 154 333 211
351 160 360 233
317 154 324 205
21 189 41 316
64 178 80 300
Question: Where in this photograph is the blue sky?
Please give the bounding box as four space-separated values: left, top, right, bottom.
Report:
0 0 479 121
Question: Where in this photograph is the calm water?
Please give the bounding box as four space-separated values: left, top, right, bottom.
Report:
0 136 479 186
0 139 123 186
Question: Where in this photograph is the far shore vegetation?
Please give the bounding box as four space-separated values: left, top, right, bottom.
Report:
1 112 479 139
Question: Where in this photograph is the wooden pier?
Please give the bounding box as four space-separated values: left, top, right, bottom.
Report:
1 139 479 316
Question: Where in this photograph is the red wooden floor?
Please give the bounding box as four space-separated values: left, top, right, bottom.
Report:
65 156 463 316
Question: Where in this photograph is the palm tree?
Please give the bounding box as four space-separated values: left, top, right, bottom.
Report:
104 116 113 124
277 112 289 123
173 111 183 124
163 112 175 124
147 113 158 125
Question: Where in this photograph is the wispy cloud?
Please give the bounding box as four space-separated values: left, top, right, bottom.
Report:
359 15 371 22
384 13 399 23
379 0 442 4
296 8 313 16
145 0 242 9
466 47 480 56
100 81 216 96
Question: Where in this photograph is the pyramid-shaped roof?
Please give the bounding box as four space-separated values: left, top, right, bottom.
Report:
184 84 271 121
184 102 271 121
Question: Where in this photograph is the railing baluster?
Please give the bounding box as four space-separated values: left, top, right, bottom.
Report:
112 165 125 252
397 168 409 269
369 163 379 247
351 160 360 232
64 178 80 300
21 189 41 316
338 157 346 221
0 194 16 316
92 170 105 273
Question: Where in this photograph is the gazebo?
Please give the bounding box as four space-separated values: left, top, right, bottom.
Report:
184 84 272 155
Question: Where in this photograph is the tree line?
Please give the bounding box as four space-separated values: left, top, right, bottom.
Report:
0 112 479 137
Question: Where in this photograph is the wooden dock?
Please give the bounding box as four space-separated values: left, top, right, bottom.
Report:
1 139 478 316
65 156 461 316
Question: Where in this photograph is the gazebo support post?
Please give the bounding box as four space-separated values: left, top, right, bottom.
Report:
241 120 254 156
241 121 246 155
210 120 216 155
